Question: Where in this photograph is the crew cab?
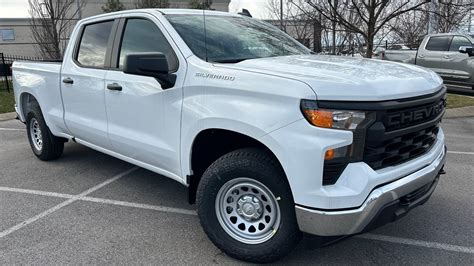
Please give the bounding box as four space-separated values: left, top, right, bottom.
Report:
382 33 474 90
13 9 447 262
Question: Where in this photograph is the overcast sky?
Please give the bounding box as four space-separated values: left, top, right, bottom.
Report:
0 0 270 19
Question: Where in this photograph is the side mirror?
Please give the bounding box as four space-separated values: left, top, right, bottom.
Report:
459 46 474 57
123 53 176 89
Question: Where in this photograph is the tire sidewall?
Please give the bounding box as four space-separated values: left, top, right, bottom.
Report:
197 150 300 261
26 111 45 156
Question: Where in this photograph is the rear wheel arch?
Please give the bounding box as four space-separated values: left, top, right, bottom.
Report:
20 92 40 120
187 128 286 204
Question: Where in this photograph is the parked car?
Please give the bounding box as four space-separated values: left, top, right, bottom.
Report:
12 9 447 263
382 33 474 89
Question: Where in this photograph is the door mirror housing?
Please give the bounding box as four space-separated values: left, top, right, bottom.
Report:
123 53 176 89
459 46 474 57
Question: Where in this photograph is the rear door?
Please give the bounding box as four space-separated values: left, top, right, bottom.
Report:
61 19 118 149
104 14 186 177
417 35 452 77
442 35 473 86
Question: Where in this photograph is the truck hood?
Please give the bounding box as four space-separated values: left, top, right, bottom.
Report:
219 55 444 101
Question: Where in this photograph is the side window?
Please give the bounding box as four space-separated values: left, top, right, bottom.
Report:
118 19 178 71
449 36 472 51
425 36 452 51
76 21 114 68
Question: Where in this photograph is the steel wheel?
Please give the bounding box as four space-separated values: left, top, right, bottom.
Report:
215 177 281 244
29 117 43 151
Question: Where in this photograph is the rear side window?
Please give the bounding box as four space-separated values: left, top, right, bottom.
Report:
118 19 178 71
425 36 452 51
449 36 472 51
76 21 114 68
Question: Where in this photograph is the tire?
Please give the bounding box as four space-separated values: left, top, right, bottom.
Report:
196 148 301 263
26 105 64 161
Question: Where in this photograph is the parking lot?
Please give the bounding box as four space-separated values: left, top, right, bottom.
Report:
0 117 473 264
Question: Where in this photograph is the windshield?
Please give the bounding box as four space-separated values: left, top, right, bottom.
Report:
166 14 310 63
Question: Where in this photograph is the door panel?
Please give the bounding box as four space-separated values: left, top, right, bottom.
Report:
104 16 185 177
417 35 452 77
442 36 473 85
61 20 115 149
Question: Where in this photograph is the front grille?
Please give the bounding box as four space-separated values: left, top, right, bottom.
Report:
364 124 440 169
363 90 446 170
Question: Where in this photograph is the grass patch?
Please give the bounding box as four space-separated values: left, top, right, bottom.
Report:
0 90 15 114
447 93 474 109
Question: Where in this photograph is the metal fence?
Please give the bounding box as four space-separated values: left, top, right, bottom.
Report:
0 53 44 93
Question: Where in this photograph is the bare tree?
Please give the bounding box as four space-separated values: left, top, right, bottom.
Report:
431 0 473 33
189 0 213 9
295 0 432 58
266 0 316 50
134 0 169 8
102 0 126 13
389 10 428 48
28 0 85 59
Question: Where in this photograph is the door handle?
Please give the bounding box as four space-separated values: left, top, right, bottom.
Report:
443 55 450 59
418 55 425 58
107 83 122 91
62 77 74 84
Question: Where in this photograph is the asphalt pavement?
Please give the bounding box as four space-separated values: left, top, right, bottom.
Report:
0 117 473 264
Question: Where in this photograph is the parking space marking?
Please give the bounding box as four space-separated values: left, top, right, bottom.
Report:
0 167 138 239
81 196 197 216
447 151 474 155
0 186 73 199
0 128 25 131
357 233 474 254
1 184 473 255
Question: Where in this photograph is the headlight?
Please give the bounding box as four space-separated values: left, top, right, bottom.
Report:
300 100 366 130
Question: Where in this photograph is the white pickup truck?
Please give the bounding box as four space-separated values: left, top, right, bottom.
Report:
13 9 447 262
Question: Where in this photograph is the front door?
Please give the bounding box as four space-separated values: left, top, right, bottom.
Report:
442 35 473 86
104 15 185 177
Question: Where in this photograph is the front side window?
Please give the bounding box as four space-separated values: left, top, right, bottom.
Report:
76 21 114 67
118 19 178 71
425 36 452 51
449 36 472 51
166 14 310 63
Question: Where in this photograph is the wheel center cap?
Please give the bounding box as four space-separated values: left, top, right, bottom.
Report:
237 195 263 221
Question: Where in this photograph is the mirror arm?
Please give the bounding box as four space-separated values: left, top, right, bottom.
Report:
155 73 177 90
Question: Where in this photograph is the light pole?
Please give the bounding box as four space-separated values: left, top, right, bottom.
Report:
280 0 284 30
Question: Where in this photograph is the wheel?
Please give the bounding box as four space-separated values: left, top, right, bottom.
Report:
196 148 301 263
26 105 64 161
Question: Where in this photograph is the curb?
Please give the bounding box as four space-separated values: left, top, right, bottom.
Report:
0 112 17 121
445 106 474 118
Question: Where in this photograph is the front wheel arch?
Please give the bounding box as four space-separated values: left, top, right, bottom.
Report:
187 129 287 204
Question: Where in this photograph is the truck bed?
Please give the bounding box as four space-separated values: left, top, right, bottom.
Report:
382 50 417 64
12 61 67 136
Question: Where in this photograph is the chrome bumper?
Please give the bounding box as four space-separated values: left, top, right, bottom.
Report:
295 146 446 236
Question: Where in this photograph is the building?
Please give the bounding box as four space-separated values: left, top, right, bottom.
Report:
0 0 230 57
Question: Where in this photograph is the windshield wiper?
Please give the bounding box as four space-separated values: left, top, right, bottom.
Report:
213 58 253 63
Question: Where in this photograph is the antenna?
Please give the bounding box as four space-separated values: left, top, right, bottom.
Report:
203 9 209 62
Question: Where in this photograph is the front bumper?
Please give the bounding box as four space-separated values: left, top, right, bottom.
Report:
295 145 446 236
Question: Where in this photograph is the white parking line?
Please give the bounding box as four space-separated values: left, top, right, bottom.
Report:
0 186 73 199
81 196 197 216
0 128 25 131
0 167 138 239
357 233 474 254
447 151 474 155
0 182 473 254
